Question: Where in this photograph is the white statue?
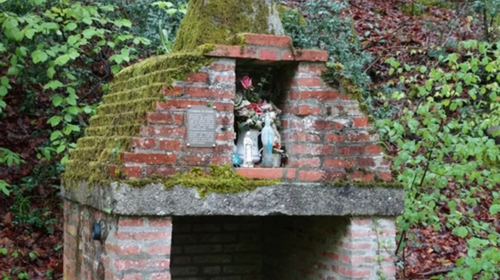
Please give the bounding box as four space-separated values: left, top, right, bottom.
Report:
243 131 254 168
260 113 275 167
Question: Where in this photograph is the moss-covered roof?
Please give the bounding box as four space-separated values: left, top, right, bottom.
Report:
62 49 214 187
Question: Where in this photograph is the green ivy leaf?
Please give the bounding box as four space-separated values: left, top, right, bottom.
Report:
490 204 500 215
68 106 79 115
47 67 55 79
47 115 62 126
31 50 48 64
50 130 63 141
453 226 468 238
0 86 7 97
51 95 63 106
64 22 77 31
7 66 19 76
54 54 70 66
45 80 64 90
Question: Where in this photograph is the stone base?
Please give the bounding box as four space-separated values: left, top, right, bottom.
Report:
64 200 397 280
62 182 404 216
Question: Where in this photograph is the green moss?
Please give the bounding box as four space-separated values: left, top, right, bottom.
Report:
277 4 306 26
122 165 280 197
173 0 274 52
63 49 214 188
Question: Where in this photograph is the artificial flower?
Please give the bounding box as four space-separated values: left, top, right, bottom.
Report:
247 103 263 115
241 76 252 90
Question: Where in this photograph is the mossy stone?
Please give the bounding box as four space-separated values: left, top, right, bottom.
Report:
173 0 284 52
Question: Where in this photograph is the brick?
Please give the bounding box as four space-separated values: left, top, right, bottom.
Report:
193 255 232 264
163 85 184 96
177 154 211 166
313 119 345 130
337 267 372 278
147 112 183 125
149 218 172 227
210 156 232 165
123 166 142 178
184 244 222 254
132 138 157 149
140 126 187 137
337 146 365 156
236 168 282 180
321 251 339 260
243 34 292 47
290 77 323 87
208 62 235 72
203 266 222 274
185 86 235 99
349 172 373 182
119 217 145 227
365 144 382 154
106 244 141 255
223 265 260 274
259 49 278 60
342 241 373 251
114 259 170 271
171 256 191 265
299 90 339 101
282 132 321 142
297 64 328 75
284 168 297 180
353 117 369 128
185 72 208 83
282 50 328 62
298 170 324 182
193 224 221 232
207 45 257 59
216 132 236 141
286 157 320 168
145 167 179 176
347 132 370 142
356 157 376 167
324 159 350 168
156 100 207 110
121 153 176 165
212 73 235 84
288 144 333 156
147 245 171 255
159 140 181 151
150 273 171 280
377 171 393 181
116 231 171 241
212 102 234 112
170 267 198 276
325 133 344 143
286 104 322 116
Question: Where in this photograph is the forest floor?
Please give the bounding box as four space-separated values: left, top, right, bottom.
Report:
0 0 494 279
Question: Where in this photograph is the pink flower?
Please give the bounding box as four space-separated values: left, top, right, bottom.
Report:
247 103 262 115
241 76 252 90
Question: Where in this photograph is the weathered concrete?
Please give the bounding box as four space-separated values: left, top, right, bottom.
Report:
62 183 404 216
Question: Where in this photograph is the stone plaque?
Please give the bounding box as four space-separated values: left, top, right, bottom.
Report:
187 105 216 148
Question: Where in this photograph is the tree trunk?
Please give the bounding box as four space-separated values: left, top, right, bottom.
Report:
173 0 285 52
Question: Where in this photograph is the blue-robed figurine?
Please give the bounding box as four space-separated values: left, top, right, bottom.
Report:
260 112 274 167
232 146 243 167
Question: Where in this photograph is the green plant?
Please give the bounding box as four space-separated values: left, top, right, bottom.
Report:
152 1 187 54
280 0 372 89
379 40 500 279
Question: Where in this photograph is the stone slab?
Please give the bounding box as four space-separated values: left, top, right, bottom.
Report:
62 183 404 216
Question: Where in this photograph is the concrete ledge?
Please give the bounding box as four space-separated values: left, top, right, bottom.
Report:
62 182 404 216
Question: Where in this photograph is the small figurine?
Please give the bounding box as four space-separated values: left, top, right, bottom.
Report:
260 113 275 167
243 131 254 168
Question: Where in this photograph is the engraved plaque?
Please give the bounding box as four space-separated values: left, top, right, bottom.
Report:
187 105 216 148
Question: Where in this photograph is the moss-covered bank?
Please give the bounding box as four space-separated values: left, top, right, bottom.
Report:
173 0 284 52
62 47 215 188
126 165 280 197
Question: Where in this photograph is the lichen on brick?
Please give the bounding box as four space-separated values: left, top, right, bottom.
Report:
62 47 215 188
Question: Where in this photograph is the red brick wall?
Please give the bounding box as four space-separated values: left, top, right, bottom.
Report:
64 200 173 280
170 216 263 279
263 217 396 280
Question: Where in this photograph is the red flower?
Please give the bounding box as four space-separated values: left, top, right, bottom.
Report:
241 76 252 90
247 103 262 115
274 142 281 149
